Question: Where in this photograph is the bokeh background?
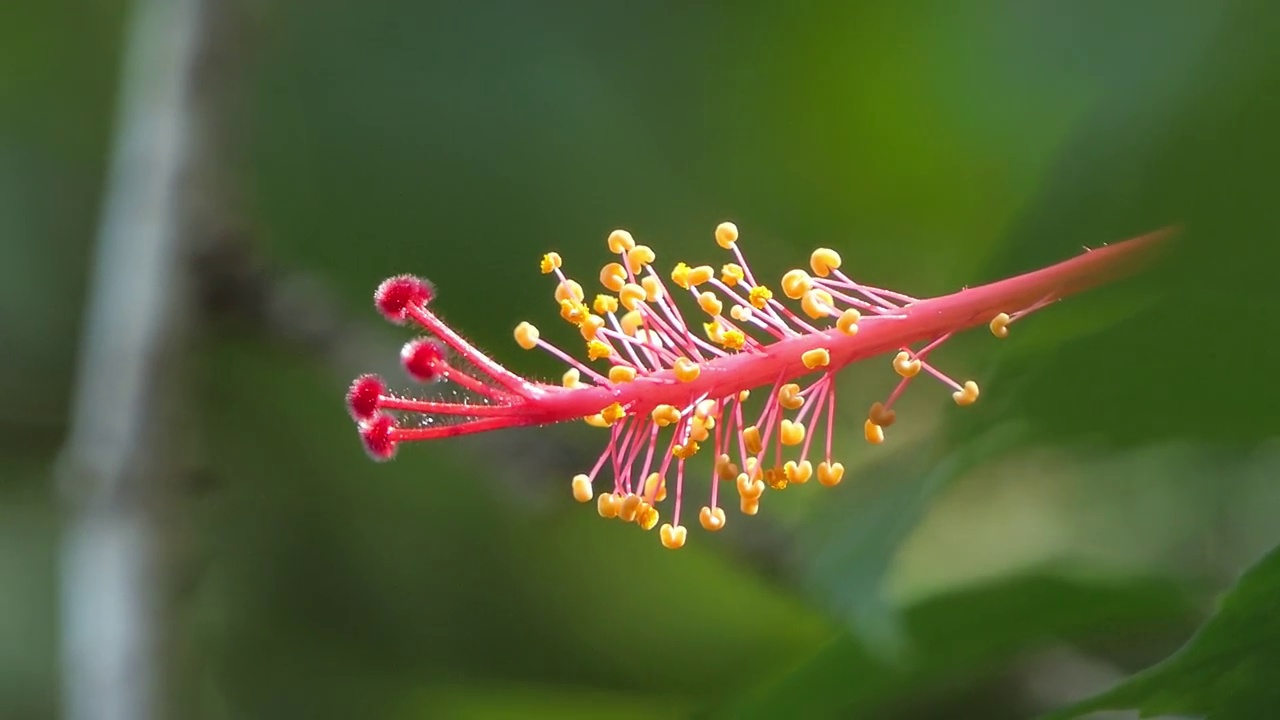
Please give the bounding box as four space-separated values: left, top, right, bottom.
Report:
3 1 1279 718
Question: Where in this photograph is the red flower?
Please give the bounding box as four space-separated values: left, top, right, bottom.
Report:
349 223 1169 549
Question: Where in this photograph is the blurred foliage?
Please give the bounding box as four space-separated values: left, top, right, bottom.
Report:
1048 546 1280 719
3 0 1279 718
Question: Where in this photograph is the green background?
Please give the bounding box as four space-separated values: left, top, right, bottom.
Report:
3 1 1279 718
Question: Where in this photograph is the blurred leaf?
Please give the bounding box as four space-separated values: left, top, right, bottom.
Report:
1045 544 1280 720
797 422 1029 657
717 571 1194 719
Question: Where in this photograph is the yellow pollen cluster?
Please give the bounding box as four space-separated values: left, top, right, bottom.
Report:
748 285 773 309
586 339 612 361
801 288 834 319
671 262 715 289
721 263 744 286
809 247 842 277
600 262 626 292
990 312 1011 338
514 321 540 350
541 252 562 274
555 278 585 304
593 294 618 314
781 269 812 299
777 383 804 410
802 348 830 369
893 351 922 378
626 245 656 274
609 366 637 383
715 221 739 249
673 357 700 382
837 308 860 335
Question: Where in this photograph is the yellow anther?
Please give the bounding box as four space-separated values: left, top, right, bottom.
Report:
651 404 681 427
784 460 812 484
659 523 687 549
626 245 656 274
715 221 739 249
673 441 700 460
607 229 636 254
778 383 804 410
715 454 739 480
584 413 609 427
695 399 718 418
817 461 845 487
618 493 642 522
721 263 745 286
801 288 835 319
636 504 660 531
540 252 562 274
620 310 644 336
562 368 584 388
593 294 619 315
673 357 701 382
779 419 805 446
619 282 647 311
738 389 751 402
601 401 626 425
643 472 666 502
697 291 723 316
721 329 745 351
809 247 842 277
579 314 605 341
953 380 980 406
744 456 762 480
703 321 726 344
781 269 812 300
671 262 692 289
597 492 620 518
514 321 540 350
741 425 762 455
864 419 885 444
699 506 726 531
802 348 831 369
609 365 637 383
868 401 896 428
600 262 627 292
641 275 664 302
572 474 593 503
586 339 612 361
990 312 1011 339
687 265 714 286
634 328 665 349
729 304 752 322
740 496 760 515
554 278 585 304
736 473 765 500
893 351 922 378
688 417 711 443
837 308 861 335
560 298 589 325
763 466 787 491
748 285 773 309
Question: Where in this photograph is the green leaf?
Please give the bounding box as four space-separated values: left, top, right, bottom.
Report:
1045 544 1280 720
716 571 1194 719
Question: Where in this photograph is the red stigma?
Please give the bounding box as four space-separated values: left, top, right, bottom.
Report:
374 274 434 324
401 339 448 382
360 413 398 461
346 374 385 420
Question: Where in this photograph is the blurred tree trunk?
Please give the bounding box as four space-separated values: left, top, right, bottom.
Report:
56 0 207 717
